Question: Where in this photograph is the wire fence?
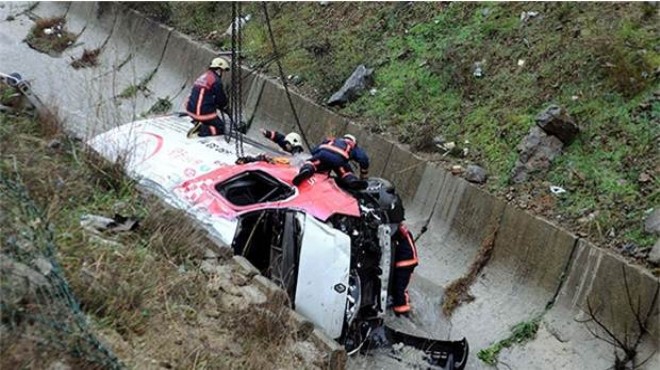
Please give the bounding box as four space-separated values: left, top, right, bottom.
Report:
0 171 124 370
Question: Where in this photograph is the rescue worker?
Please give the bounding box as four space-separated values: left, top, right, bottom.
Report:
261 129 304 154
292 134 369 189
391 222 419 317
186 57 230 138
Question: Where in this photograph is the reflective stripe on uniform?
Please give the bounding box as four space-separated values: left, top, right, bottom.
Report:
320 143 352 159
393 291 411 313
187 112 218 121
196 88 205 116
395 225 419 267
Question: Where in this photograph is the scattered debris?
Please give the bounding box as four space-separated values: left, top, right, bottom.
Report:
517 59 525 67
465 165 488 184
638 172 653 183
369 88 378 96
80 213 140 234
577 212 598 224
473 62 484 78
549 186 567 195
451 165 464 175
327 65 374 107
288 75 303 85
510 127 563 183
535 104 579 145
223 14 251 37
644 208 660 235
520 11 539 24
432 135 445 148
481 8 491 17
47 139 62 149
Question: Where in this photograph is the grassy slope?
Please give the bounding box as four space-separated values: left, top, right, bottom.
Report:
128 2 659 266
0 103 319 368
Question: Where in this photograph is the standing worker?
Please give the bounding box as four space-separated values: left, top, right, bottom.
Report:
292 134 369 189
390 222 419 317
261 129 305 154
186 57 231 138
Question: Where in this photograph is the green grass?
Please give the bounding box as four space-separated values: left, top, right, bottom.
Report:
477 316 542 365
118 69 157 99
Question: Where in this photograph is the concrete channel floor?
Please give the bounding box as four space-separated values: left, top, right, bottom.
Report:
1 3 657 369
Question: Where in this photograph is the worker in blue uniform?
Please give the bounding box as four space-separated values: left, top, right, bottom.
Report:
185 57 230 138
292 134 369 189
390 223 419 317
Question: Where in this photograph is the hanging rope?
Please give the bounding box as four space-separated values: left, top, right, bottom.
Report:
261 2 312 152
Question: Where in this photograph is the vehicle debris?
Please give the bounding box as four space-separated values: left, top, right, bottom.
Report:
520 11 539 23
80 213 140 234
549 185 567 195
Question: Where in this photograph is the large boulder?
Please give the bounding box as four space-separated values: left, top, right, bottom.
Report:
535 105 579 145
511 126 564 183
327 65 374 107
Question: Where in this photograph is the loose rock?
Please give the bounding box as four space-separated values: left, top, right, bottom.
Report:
465 165 488 184
47 139 62 149
644 208 660 235
535 105 579 145
511 127 563 183
327 65 374 107
648 239 660 265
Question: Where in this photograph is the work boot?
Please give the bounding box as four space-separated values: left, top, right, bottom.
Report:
187 121 202 138
293 166 314 186
347 179 368 190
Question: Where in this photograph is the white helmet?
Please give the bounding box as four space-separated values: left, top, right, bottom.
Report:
284 132 302 147
343 134 357 144
209 57 230 71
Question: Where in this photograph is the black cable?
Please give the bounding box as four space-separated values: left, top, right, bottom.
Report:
260 2 312 152
226 2 237 144
228 1 244 157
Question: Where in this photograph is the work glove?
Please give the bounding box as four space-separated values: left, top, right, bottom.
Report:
261 129 272 139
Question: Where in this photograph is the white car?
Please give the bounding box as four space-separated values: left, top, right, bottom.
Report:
89 114 468 369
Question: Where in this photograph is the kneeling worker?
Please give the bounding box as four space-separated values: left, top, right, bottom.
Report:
186 57 231 138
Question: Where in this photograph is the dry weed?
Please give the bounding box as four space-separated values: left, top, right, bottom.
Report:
443 222 500 316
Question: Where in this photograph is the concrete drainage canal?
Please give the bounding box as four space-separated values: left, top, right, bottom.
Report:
1 2 658 369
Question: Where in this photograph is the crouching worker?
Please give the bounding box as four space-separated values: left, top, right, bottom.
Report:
261 129 304 154
391 223 419 317
186 57 230 138
292 134 369 190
